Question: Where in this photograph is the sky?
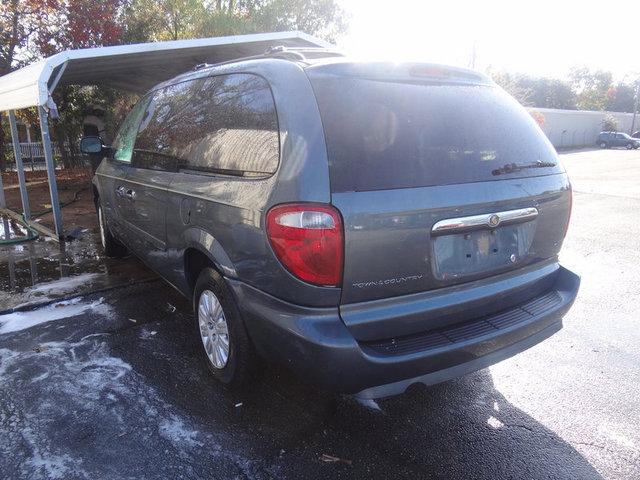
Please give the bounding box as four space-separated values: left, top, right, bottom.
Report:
335 0 640 81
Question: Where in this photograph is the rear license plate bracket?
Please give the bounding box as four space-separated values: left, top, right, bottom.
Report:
432 222 535 279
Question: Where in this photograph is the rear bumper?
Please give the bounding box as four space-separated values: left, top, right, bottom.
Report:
229 265 580 398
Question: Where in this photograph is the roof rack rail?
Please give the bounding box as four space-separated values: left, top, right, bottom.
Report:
263 45 344 60
194 63 212 70
192 44 343 71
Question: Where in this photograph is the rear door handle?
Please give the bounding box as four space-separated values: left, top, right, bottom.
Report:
431 207 539 235
115 185 126 197
125 189 136 200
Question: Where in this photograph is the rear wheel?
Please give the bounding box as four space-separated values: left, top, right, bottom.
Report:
599 141 608 148
626 142 634 150
97 203 127 257
193 268 256 387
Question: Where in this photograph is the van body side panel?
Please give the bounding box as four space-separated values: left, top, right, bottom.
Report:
117 168 173 263
161 60 340 307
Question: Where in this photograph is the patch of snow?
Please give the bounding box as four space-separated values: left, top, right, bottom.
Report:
2 273 106 312
0 339 132 405
26 273 103 298
31 371 50 383
22 451 85 480
0 347 20 376
354 397 382 411
487 415 504 429
159 415 203 448
139 328 158 340
0 332 254 477
0 297 112 335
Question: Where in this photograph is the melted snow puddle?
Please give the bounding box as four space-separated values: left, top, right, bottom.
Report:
26 273 104 298
0 297 112 334
2 273 105 310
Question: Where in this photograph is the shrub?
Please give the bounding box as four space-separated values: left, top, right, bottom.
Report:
602 114 619 132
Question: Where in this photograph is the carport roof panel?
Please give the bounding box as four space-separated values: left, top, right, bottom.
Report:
0 31 331 111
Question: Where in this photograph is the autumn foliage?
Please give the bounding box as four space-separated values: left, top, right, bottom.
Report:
0 0 346 170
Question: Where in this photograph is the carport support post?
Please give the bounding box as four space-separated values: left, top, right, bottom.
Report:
37 106 63 238
0 155 5 208
7 110 31 219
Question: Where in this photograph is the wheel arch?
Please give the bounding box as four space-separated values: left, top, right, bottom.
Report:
183 228 237 294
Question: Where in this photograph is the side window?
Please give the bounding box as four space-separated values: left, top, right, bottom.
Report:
134 73 279 176
111 96 150 163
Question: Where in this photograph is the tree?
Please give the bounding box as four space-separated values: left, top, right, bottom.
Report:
529 78 576 110
489 71 533 106
490 70 576 110
71 0 347 161
0 0 59 73
606 84 636 113
121 0 346 42
0 0 60 171
32 0 124 167
569 67 613 111
248 0 347 42
121 0 207 42
1 0 347 170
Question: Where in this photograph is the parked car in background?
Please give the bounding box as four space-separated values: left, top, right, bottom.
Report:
82 50 580 399
632 131 640 139
597 131 640 149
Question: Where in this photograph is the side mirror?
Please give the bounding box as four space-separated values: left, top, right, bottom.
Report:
80 136 105 154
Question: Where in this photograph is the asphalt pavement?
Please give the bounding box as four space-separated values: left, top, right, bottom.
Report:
0 148 638 479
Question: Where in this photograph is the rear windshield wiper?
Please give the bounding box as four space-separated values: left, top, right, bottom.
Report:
491 160 556 176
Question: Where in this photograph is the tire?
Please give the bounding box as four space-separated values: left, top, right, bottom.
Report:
97 203 127 257
599 141 608 148
193 267 256 388
626 142 633 150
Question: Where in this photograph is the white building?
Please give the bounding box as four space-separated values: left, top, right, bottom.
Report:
529 108 638 148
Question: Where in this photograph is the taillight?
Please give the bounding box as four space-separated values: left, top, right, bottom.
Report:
266 203 343 287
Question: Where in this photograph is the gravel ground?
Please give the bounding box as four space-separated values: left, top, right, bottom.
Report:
0 148 638 479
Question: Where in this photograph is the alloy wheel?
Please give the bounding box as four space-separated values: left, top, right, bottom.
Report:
198 289 230 369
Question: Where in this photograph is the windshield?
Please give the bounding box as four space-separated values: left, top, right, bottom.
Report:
309 76 563 192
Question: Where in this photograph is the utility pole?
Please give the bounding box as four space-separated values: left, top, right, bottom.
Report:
631 81 639 135
469 41 477 70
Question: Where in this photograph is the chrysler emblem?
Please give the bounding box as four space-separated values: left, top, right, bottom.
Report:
488 214 500 227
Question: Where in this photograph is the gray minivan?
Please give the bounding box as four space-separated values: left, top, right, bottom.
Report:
84 49 580 398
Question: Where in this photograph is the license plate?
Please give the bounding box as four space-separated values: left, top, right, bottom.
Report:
432 222 535 280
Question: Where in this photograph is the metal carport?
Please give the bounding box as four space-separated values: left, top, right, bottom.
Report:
0 31 330 240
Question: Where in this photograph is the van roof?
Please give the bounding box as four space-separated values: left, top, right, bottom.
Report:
149 46 343 91
150 48 493 93
304 58 493 86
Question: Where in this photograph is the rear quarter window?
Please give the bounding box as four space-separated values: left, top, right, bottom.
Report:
133 73 279 176
309 75 562 192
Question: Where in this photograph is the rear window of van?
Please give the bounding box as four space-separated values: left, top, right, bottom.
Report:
308 76 562 192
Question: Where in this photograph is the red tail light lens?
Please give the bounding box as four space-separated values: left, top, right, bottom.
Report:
266 203 343 287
